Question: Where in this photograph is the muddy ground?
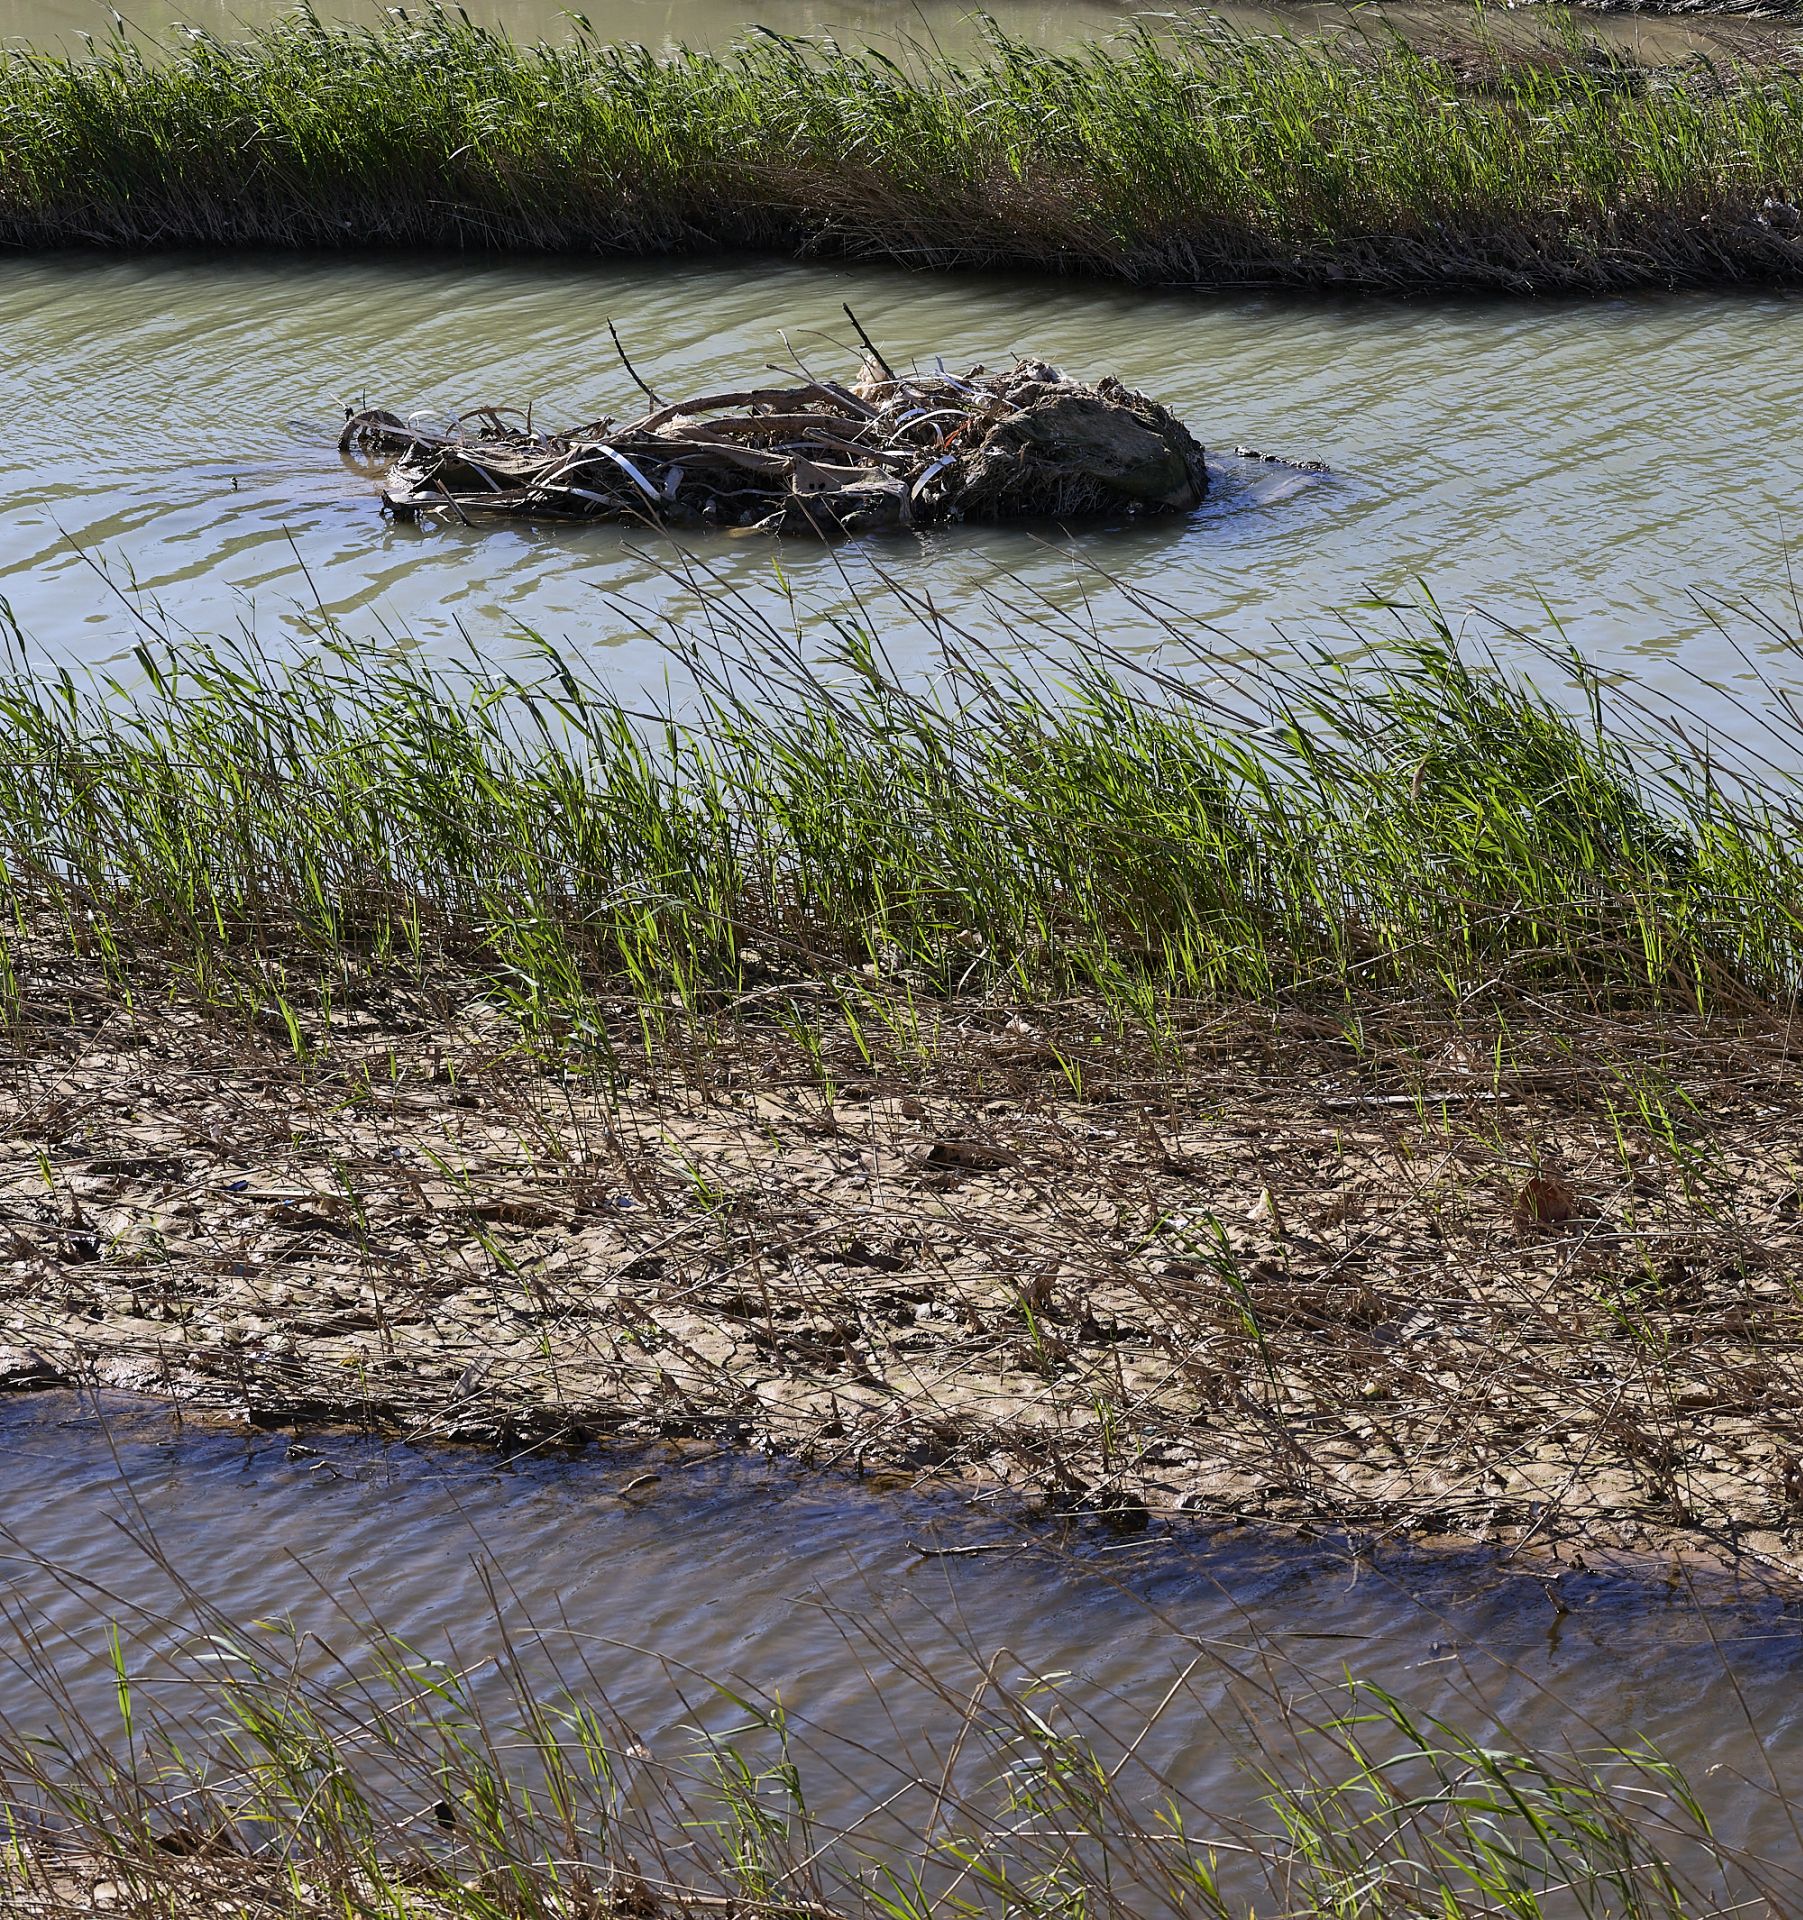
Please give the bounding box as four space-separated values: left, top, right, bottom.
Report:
6 947 1803 1586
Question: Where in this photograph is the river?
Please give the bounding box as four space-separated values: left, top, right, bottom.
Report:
4 0 1776 60
5 3 1803 1901
4 1394 1802 1902
8 251 1803 730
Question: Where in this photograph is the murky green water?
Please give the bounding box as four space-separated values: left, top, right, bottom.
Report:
6 251 1803 723
5 0 1778 60
4 0 1129 52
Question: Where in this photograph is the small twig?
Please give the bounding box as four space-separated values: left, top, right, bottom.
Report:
608 319 661 406
432 478 472 527
842 303 895 382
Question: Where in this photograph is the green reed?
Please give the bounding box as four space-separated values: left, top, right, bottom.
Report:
2 5 1802 290
2 582 1801 1044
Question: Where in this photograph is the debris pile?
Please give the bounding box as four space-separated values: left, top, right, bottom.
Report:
340 354 1208 537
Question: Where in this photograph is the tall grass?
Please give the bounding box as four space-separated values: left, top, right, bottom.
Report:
2 579 1802 1045
2 6 1803 290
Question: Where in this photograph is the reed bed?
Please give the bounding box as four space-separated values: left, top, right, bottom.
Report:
3 7 1803 291
2 579 1802 1044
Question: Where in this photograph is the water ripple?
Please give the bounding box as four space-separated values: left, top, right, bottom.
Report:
3 256 1801 716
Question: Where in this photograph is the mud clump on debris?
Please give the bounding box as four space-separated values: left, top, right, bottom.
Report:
341 355 1208 537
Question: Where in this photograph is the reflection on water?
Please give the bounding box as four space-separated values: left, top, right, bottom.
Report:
5 0 1782 59
2 1395 1801 1872
5 252 1803 725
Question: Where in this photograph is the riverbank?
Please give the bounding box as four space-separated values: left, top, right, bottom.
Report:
12 964 1803 1575
11 950 1803 1580
4 8 1803 292
6 606 1803 1583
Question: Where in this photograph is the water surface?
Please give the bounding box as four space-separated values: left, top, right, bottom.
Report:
2 1395 1800 1889
6 0 1776 59
7 252 1803 727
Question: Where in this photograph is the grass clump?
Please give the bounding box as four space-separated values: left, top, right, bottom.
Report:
0 580 1800 1050
2 6 1803 291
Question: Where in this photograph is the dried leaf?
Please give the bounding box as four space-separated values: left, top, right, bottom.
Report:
1514 1172 1577 1230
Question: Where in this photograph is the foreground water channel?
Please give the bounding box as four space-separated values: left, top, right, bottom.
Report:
9 253 1803 730
4 1394 1803 1885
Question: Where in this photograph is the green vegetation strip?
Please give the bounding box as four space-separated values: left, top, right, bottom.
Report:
2 592 1800 1041
2 8 1803 289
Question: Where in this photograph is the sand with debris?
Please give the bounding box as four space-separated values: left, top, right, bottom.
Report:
6 950 1803 1587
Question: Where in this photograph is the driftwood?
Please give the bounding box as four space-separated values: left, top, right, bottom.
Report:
340 356 1208 537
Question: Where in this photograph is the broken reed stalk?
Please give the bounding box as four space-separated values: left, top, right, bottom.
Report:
2 9 1803 292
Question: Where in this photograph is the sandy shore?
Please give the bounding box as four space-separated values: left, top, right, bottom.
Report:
6 950 1803 1586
